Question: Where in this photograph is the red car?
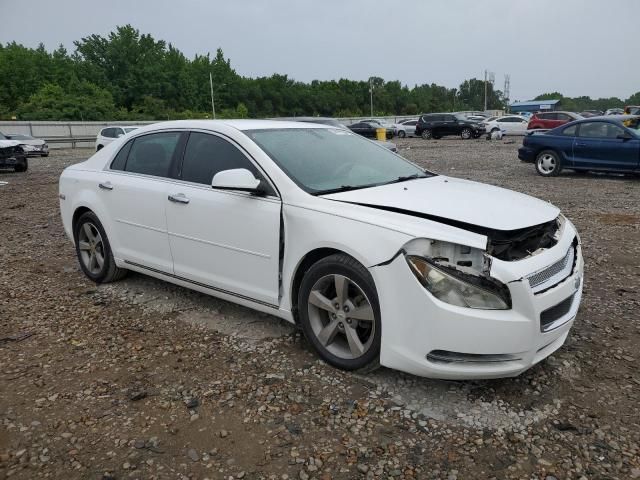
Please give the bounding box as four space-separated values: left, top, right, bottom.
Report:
527 111 583 130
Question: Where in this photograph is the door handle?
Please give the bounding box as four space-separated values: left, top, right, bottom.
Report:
575 142 587 147
168 193 190 204
98 181 113 190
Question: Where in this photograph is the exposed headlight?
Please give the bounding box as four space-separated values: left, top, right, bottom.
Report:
406 255 510 310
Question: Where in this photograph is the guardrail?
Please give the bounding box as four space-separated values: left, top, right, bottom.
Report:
45 137 97 148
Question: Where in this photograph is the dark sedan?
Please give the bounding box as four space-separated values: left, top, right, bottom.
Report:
347 121 394 140
518 116 640 176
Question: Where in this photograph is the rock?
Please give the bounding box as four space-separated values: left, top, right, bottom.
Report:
299 470 310 480
187 448 199 462
357 464 369 474
185 397 199 409
219 429 229 438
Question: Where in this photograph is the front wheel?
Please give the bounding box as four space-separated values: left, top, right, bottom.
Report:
398 130 406 138
74 211 127 283
298 254 381 372
535 150 562 177
421 129 432 140
461 128 473 139
14 159 28 172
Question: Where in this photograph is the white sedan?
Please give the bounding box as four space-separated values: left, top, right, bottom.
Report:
59 120 583 379
484 115 530 135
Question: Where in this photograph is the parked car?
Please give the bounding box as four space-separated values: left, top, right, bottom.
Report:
580 110 604 117
415 113 486 139
0 133 49 156
348 121 394 140
59 119 583 379
483 116 529 135
280 117 397 152
624 105 640 115
527 112 583 131
0 140 28 172
95 126 139 151
518 115 640 176
605 108 624 115
360 119 397 136
396 119 418 138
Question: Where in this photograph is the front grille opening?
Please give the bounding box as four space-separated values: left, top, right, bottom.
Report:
426 350 522 364
488 218 559 261
540 293 575 332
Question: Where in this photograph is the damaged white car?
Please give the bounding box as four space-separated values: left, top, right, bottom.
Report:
59 120 583 379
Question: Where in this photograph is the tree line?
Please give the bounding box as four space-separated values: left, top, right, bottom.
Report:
0 25 637 121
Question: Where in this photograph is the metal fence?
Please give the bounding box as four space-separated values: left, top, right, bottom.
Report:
0 121 155 149
0 112 506 148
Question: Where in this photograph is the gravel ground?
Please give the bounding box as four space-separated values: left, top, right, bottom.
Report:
1 138 639 480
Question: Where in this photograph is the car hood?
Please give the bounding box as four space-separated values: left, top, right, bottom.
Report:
0 140 22 148
322 176 559 231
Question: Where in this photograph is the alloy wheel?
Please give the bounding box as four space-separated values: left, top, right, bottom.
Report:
461 128 472 139
307 274 375 360
77 222 105 275
537 154 557 174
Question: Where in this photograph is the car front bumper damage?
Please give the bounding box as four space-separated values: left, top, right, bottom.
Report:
371 221 583 379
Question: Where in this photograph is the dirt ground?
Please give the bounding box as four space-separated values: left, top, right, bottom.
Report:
1 138 638 480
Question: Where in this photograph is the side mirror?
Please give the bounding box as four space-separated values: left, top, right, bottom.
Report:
212 168 262 193
617 132 633 140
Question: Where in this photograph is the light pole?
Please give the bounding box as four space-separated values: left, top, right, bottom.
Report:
209 72 216 119
369 79 374 117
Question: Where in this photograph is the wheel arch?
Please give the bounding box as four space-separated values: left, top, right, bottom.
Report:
289 247 365 323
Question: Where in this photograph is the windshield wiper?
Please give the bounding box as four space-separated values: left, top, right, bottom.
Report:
382 173 430 185
312 184 372 196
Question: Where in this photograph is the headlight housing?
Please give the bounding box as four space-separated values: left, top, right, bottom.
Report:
406 255 510 310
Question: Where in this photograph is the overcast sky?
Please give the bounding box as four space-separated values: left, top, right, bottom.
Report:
1 0 638 101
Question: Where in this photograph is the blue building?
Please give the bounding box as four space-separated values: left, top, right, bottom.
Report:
509 99 560 114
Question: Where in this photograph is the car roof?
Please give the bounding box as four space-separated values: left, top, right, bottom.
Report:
119 119 331 133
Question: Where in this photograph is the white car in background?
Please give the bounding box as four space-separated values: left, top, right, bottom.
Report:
59 120 583 380
95 126 139 151
484 115 530 135
396 119 418 138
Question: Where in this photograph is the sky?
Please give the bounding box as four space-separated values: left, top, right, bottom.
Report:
1 0 638 101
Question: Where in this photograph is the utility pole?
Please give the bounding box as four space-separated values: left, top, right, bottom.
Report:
483 70 488 112
209 72 216 119
503 74 511 112
369 79 374 117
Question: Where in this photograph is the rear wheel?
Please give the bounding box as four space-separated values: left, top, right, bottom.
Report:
298 254 381 372
398 130 406 138
535 150 562 177
461 128 473 139
421 129 433 140
74 211 127 283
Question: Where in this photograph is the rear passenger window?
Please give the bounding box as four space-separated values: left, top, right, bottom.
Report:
562 125 577 136
110 140 133 170
180 132 260 185
125 132 181 177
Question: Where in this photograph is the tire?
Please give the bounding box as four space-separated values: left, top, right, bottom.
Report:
14 160 28 172
298 254 381 372
461 128 473 140
432 134 442 139
73 211 127 283
535 150 562 177
398 130 406 138
421 129 433 140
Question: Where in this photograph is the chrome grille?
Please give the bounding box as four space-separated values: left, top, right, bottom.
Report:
527 245 575 293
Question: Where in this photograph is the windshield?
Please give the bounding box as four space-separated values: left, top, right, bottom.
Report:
245 128 432 194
